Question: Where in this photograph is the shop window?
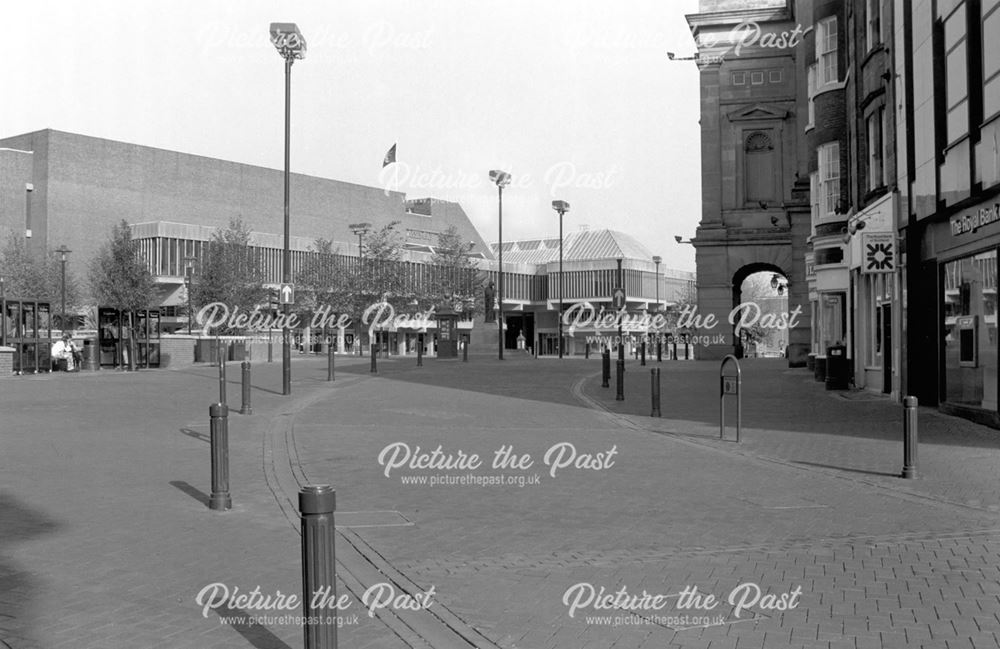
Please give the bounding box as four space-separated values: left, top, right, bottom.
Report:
942 250 998 409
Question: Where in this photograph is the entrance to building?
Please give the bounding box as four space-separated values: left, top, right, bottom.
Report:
733 266 790 359
504 313 534 352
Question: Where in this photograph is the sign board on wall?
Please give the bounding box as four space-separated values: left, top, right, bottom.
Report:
861 233 895 274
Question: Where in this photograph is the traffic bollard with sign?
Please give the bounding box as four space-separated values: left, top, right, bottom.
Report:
720 355 742 442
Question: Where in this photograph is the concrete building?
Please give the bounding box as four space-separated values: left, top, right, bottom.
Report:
0 129 695 365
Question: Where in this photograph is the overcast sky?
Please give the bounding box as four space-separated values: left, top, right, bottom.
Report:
1 0 702 271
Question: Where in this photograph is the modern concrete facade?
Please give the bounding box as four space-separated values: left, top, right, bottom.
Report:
686 0 812 365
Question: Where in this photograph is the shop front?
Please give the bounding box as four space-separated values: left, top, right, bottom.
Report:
929 200 1000 426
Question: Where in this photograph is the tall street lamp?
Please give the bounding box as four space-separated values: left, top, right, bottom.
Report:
270 21 306 396
349 222 371 356
55 245 71 333
489 170 511 360
552 200 570 359
184 256 197 333
652 255 661 362
1 274 6 347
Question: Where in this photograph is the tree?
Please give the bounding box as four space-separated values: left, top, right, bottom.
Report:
0 235 82 327
295 237 349 329
190 217 267 334
89 220 155 367
428 225 482 318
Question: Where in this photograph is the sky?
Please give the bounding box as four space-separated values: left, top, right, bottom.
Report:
1 0 702 271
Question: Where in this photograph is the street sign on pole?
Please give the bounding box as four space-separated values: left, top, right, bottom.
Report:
612 287 626 311
280 283 295 305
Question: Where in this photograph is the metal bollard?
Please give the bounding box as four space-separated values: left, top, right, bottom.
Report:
417 335 423 366
209 403 232 510
218 343 227 405
327 334 335 381
902 396 918 479
463 339 468 362
299 485 337 649
240 359 252 415
585 344 590 360
601 349 610 388
656 339 662 363
650 368 661 417
370 341 377 373
616 358 625 401
268 330 273 363
640 341 646 366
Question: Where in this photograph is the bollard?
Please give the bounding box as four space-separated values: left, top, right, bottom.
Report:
585 344 590 360
370 340 377 373
268 330 273 363
417 335 423 366
672 341 678 361
209 403 232 510
601 349 610 388
902 396 918 479
218 342 227 405
616 358 625 401
463 338 468 362
240 359 253 415
656 339 662 363
327 335 335 381
299 485 337 649
650 368 661 417
640 340 646 366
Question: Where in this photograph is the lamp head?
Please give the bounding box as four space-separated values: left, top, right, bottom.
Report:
489 170 511 187
270 23 307 60
652 255 662 265
349 221 372 236
551 199 570 214
674 235 682 244
771 274 779 289
55 245 72 262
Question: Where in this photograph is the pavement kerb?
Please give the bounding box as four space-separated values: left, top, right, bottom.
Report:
570 370 1000 517
264 372 504 649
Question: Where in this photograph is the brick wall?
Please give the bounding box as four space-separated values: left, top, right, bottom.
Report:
158 336 196 368
0 347 13 376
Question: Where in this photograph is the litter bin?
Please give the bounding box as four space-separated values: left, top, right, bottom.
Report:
825 344 849 390
81 338 100 371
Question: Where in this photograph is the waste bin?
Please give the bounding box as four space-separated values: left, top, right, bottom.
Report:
813 355 827 382
825 344 849 390
81 338 100 371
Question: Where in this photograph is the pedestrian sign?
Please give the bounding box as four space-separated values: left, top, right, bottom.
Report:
612 287 626 310
280 283 295 305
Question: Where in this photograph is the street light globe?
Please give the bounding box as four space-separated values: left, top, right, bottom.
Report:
489 170 511 187
269 23 307 59
652 255 662 265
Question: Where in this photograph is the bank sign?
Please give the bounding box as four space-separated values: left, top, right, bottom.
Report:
950 202 1000 236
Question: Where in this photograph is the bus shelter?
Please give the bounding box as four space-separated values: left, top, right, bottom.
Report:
1 298 53 374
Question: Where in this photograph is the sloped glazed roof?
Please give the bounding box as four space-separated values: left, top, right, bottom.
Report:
491 229 653 265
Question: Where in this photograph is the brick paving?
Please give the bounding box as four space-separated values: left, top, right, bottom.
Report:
1 352 999 648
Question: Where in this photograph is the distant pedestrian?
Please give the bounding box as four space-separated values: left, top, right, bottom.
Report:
51 333 80 371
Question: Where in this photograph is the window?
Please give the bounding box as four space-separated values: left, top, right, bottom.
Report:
816 17 839 87
733 71 746 85
751 71 764 85
984 0 1000 118
810 172 820 225
744 131 776 203
866 106 886 191
769 70 782 83
942 3 969 143
942 251 999 409
866 0 882 52
806 64 816 128
817 142 841 216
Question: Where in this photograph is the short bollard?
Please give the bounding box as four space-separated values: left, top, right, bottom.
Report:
209 403 232 510
267 332 273 363
585 344 590 360
462 339 468 362
650 368 661 417
417 335 423 366
656 339 662 363
615 359 625 401
327 335 335 381
601 349 610 388
299 485 337 649
672 342 678 361
640 341 646 366
240 359 253 415
902 396 918 479
370 342 377 373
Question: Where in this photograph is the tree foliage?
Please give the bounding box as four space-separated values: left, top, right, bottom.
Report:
427 225 482 318
190 217 267 333
0 235 82 325
88 220 153 313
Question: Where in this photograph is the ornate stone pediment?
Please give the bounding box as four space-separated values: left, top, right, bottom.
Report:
727 103 789 122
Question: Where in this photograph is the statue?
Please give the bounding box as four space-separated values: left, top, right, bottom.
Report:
484 281 496 323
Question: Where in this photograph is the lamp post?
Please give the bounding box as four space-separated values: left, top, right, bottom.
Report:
489 170 511 360
616 257 624 401
652 255 661 362
55 245 71 333
184 256 197 333
552 200 570 358
0 274 6 347
349 222 371 356
270 22 306 397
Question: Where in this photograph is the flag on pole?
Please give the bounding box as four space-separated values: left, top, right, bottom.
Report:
382 143 397 168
